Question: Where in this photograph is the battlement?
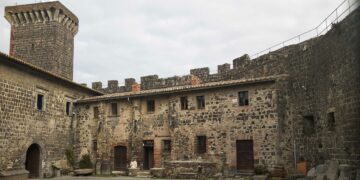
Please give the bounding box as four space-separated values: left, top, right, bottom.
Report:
89 43 299 94
4 1 78 80
5 1 78 35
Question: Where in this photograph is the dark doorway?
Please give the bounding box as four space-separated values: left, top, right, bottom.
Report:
143 140 154 170
114 146 127 171
25 144 41 178
236 140 254 171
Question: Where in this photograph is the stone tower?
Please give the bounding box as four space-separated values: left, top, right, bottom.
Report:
4 1 78 80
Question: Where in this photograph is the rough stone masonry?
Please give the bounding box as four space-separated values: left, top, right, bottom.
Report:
0 1 359 180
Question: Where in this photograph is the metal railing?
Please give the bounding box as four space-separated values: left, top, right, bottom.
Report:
250 0 360 59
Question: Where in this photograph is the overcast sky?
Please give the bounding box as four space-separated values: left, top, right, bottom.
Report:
0 0 343 86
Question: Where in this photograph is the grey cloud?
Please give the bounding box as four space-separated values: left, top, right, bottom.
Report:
0 0 342 86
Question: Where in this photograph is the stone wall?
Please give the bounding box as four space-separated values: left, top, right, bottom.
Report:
283 8 360 169
87 7 360 172
5 1 78 80
75 80 282 176
0 56 98 177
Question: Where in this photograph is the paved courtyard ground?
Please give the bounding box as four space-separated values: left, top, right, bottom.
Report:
32 176 190 180
32 176 152 180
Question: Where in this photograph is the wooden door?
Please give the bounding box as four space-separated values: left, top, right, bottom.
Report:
143 147 154 170
236 140 254 171
25 144 40 178
114 146 127 170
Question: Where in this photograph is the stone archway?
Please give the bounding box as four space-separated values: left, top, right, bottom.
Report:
25 143 41 178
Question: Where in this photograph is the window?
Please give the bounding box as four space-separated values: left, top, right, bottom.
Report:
196 96 205 109
327 112 335 131
111 103 118 116
303 115 315 135
66 101 71 116
94 107 99 118
36 94 44 110
163 140 171 153
180 96 188 110
196 136 206 153
147 100 155 112
92 140 97 152
238 91 249 106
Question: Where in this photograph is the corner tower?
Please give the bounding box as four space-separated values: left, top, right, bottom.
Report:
4 1 78 80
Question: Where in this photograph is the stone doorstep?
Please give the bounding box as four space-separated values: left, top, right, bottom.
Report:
136 170 152 177
128 168 140 177
73 168 94 176
111 170 127 176
178 172 198 179
253 175 269 180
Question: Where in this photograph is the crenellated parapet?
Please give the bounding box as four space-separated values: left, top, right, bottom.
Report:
91 78 139 93
4 1 79 80
5 1 79 35
89 46 296 93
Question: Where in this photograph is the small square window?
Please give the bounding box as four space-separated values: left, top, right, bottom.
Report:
36 94 44 110
163 140 171 153
196 96 205 109
92 140 97 152
239 91 249 106
180 96 188 110
66 101 71 116
94 107 99 119
111 103 118 116
196 136 206 154
327 112 335 131
303 115 315 135
147 100 155 112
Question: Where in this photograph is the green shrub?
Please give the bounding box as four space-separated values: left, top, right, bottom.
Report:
65 147 76 169
78 154 93 169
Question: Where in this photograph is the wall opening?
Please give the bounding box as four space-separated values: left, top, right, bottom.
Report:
180 96 188 110
303 115 315 135
238 91 249 106
25 143 41 178
196 136 207 154
327 112 335 131
147 100 155 112
36 94 44 110
114 146 127 171
236 140 254 171
143 140 154 170
196 95 205 109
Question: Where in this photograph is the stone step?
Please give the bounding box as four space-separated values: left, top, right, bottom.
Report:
136 170 152 178
112 170 127 176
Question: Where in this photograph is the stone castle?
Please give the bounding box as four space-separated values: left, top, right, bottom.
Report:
0 1 359 179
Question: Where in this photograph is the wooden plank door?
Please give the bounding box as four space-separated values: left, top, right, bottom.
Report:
25 144 40 178
236 140 254 171
143 147 154 170
114 146 127 170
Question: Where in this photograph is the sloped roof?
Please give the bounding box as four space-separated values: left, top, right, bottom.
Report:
76 74 288 103
0 51 103 95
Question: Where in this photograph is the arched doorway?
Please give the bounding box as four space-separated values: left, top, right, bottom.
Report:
25 144 41 178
